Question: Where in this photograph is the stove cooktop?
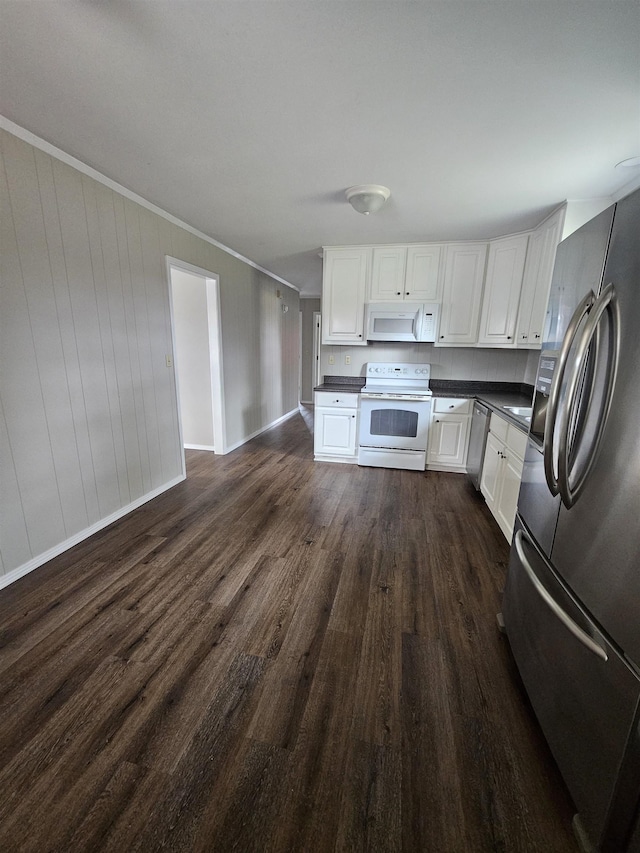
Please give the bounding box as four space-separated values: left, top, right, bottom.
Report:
362 362 432 397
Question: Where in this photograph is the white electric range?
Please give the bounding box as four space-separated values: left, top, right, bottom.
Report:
358 363 433 470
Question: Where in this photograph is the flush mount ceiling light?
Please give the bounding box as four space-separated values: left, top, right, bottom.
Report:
345 184 391 215
615 156 640 169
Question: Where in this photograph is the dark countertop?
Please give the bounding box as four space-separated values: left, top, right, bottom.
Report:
473 391 533 432
431 381 534 432
314 376 366 393
314 377 534 432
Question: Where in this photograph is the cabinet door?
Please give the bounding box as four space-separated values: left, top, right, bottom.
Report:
438 243 487 345
527 209 564 345
428 414 470 468
370 247 407 301
481 430 503 510
495 449 525 540
478 234 528 346
516 227 545 346
322 248 369 344
314 407 358 456
405 244 443 301
517 208 564 348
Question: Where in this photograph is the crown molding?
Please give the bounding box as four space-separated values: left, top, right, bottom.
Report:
0 115 299 293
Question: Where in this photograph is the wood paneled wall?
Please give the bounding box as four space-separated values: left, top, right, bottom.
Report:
0 128 299 586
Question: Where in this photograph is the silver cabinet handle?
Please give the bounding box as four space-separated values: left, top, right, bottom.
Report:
514 529 608 661
543 290 596 496
557 283 619 508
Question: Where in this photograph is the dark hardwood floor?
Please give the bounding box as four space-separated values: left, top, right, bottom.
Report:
0 412 578 852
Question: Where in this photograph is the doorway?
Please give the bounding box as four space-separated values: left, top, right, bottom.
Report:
167 258 226 454
313 311 322 388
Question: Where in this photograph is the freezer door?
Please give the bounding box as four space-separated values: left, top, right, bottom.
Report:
551 188 640 666
543 205 615 350
503 517 640 849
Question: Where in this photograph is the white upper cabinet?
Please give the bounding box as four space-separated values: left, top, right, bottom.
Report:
437 242 488 345
516 207 565 348
477 233 529 347
370 247 407 300
405 244 443 301
321 210 564 348
322 247 370 345
369 244 443 302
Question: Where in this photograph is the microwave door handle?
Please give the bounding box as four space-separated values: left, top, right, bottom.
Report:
543 290 596 497
557 283 620 508
514 529 608 661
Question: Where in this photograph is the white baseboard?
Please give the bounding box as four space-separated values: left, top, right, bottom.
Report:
223 407 300 454
313 454 358 465
184 443 216 452
1 408 301 590
0 474 186 591
426 463 468 474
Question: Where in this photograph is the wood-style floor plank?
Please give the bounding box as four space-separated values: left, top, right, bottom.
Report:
0 412 578 852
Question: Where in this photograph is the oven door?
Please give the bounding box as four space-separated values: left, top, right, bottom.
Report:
359 396 431 451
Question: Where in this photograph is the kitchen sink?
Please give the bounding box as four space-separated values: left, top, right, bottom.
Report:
503 405 532 420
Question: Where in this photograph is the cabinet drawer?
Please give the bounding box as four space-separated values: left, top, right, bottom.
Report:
433 397 471 415
506 424 528 459
314 391 360 408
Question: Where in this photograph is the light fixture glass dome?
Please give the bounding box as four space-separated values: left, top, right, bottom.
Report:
346 184 391 215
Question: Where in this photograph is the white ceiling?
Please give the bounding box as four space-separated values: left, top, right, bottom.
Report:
1 1 639 296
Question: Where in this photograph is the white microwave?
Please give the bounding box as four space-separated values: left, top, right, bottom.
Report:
365 302 440 343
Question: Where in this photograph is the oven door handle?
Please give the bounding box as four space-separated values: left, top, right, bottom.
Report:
360 395 430 402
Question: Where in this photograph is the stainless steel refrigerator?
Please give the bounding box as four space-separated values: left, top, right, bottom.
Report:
502 188 640 852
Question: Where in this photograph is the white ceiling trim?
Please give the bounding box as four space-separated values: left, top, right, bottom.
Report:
0 115 300 294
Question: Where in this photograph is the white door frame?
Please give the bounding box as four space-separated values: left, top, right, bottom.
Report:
299 309 303 404
313 311 322 389
166 256 227 454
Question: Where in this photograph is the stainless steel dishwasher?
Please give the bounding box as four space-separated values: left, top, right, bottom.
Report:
467 401 490 490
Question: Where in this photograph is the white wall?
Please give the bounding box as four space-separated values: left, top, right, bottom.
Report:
300 297 321 402
523 350 540 386
562 198 613 239
0 127 299 585
171 269 215 448
320 341 531 383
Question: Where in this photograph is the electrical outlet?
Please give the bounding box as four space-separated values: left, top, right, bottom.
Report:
345 355 351 365
328 355 335 365
165 354 173 368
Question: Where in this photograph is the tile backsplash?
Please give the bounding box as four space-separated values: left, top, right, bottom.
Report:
320 342 536 384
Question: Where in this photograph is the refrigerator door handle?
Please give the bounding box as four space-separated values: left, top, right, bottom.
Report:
543 290 596 497
514 528 608 661
557 283 620 508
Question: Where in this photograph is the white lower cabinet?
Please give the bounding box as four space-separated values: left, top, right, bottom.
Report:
481 413 527 540
313 391 359 462
427 398 471 471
